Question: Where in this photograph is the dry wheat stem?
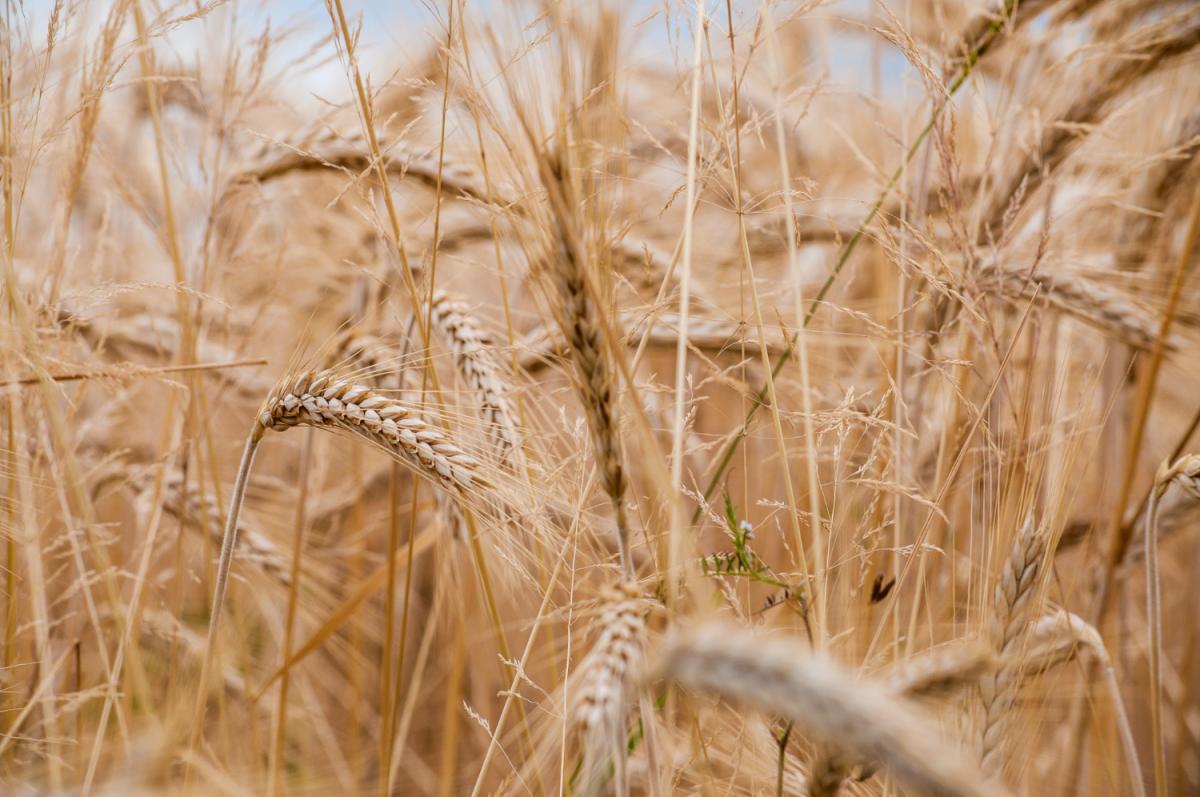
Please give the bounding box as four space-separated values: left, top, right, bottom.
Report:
1143 455 1200 797
661 624 1009 797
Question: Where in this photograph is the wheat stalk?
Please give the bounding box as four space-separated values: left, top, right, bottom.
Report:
1143 454 1200 797
193 367 486 745
660 624 1010 797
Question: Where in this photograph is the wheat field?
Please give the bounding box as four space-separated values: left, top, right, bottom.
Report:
2 0 1200 794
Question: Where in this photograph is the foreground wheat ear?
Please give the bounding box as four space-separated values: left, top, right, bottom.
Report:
574 581 649 792
658 624 1011 797
192 368 486 734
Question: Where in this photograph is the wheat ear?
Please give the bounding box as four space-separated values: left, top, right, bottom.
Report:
886 638 995 700
540 160 631 571
982 9 1200 238
429 290 523 465
660 624 1010 797
257 369 483 491
808 639 994 796
144 470 292 587
193 368 485 743
979 516 1047 776
1020 609 1146 797
235 125 507 208
575 582 648 794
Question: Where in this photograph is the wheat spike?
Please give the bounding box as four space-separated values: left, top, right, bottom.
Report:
661 624 1010 797
574 582 648 795
979 516 1047 775
429 290 523 464
982 9 1200 238
808 638 995 796
257 368 483 493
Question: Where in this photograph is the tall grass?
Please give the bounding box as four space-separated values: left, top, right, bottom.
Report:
2 0 1199 795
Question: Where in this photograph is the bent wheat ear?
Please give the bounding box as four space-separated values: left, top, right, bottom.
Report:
886 639 995 700
1021 610 1108 674
1157 453 1200 499
660 624 1009 797
809 638 996 795
193 368 485 745
257 369 483 492
1021 610 1145 797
